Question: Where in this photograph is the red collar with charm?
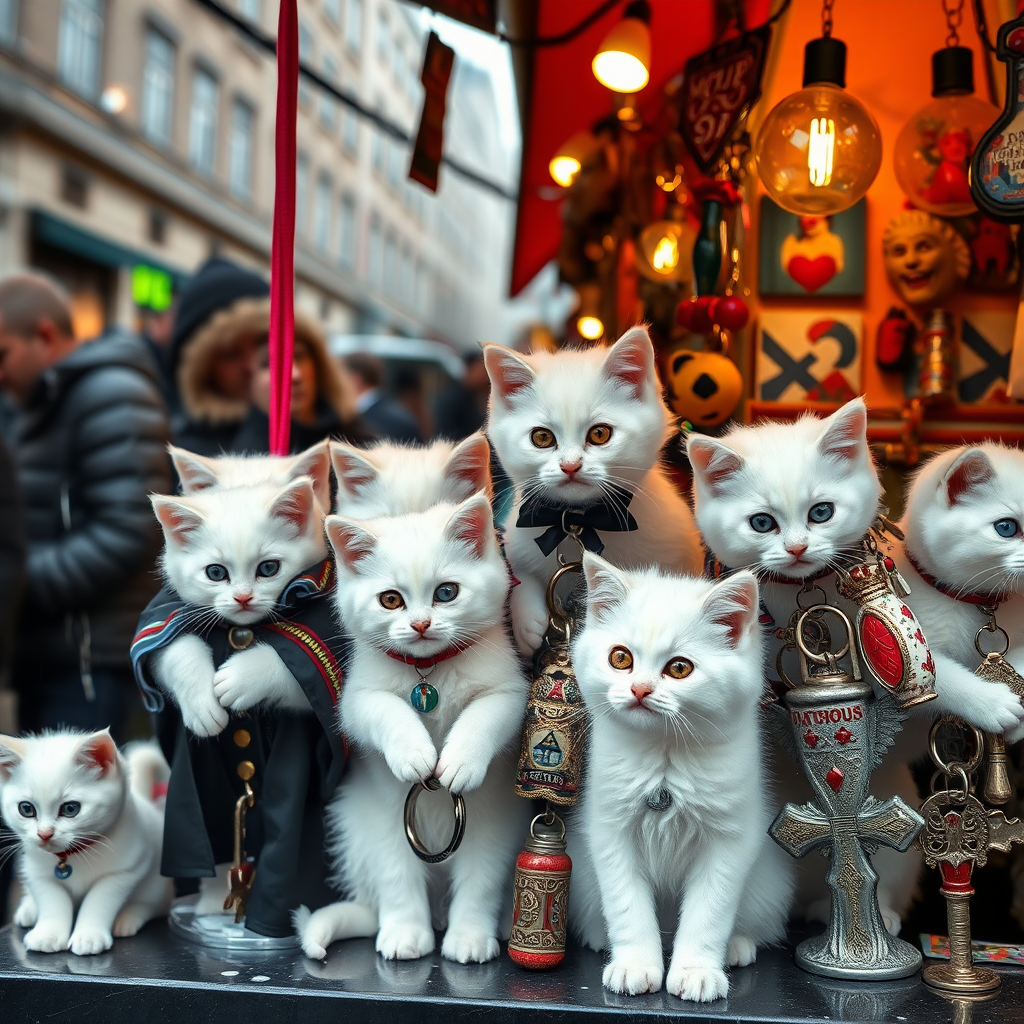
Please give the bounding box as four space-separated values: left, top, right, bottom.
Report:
384 639 474 669
761 566 836 586
905 550 1007 607
54 838 97 861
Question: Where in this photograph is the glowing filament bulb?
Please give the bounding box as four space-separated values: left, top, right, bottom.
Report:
651 234 679 273
808 117 835 187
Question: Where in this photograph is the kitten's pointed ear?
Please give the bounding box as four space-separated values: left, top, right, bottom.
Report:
270 477 317 534
603 326 655 400
703 571 759 648
287 441 331 511
0 735 25 779
687 436 744 494
169 446 221 493
330 442 380 499
817 398 868 463
325 515 378 569
943 448 996 506
483 343 536 406
151 495 204 545
75 730 119 776
444 433 492 502
445 491 494 558
582 552 629 617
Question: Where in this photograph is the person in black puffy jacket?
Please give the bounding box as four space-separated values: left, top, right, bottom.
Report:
0 272 171 742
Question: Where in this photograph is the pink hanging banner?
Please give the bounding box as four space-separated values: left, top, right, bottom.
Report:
268 0 298 455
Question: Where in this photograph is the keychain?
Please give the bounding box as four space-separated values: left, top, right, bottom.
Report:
223 782 255 923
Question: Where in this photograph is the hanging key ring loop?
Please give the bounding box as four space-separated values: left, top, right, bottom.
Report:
404 777 467 864
929 720 985 777
976 621 1011 659
928 765 973 805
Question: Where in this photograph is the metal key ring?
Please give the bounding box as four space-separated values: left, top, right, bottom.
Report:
975 621 1011 659
928 718 985 776
404 777 467 865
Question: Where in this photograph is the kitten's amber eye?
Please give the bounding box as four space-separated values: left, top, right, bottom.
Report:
378 590 405 610
663 657 694 680
587 424 613 445
608 645 633 670
530 427 556 448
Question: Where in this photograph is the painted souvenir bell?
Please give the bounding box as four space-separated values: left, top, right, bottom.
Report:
837 557 937 709
508 812 572 969
770 605 925 981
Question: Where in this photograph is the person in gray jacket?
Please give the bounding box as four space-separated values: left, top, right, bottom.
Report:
0 272 170 742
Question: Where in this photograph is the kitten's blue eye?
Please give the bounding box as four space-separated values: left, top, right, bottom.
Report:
808 502 835 524
749 513 778 533
205 564 229 582
59 801 80 818
257 560 280 578
433 582 459 603
994 518 1020 538
18 801 35 818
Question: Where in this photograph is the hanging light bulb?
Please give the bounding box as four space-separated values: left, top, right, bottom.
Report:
574 283 605 341
893 47 999 217
577 315 605 340
754 34 882 215
548 131 599 188
636 217 695 283
592 1 652 94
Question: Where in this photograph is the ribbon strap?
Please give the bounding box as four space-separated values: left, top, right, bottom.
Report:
515 485 638 556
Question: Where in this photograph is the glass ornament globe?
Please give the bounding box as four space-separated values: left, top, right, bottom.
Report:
755 83 883 215
894 93 999 217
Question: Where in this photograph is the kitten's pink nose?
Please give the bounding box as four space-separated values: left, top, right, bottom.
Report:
560 459 582 478
786 543 808 559
37 827 54 842
411 619 431 636
631 682 653 703
235 592 254 609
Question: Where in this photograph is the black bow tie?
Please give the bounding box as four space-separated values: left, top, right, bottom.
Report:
515 485 638 556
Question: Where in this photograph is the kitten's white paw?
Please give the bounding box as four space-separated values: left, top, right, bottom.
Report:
386 738 438 784
1006 719 1024 745
666 963 729 1003
435 750 488 794
879 904 902 937
13 894 37 928
112 905 151 938
441 927 499 964
510 586 548 657
24 924 70 953
69 926 113 956
376 921 434 961
213 659 252 712
959 684 1024 735
602 954 663 995
179 691 229 738
727 935 757 968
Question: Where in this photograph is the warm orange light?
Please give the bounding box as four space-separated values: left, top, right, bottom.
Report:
549 155 582 188
651 234 679 274
592 1 651 94
577 316 604 340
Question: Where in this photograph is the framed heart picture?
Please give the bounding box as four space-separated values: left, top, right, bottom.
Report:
758 197 867 298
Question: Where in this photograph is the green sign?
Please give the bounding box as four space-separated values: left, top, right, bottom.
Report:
132 264 173 311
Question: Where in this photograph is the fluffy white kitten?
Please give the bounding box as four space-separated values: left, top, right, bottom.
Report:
687 399 920 934
0 731 171 955
568 556 794 1003
330 432 492 518
295 492 528 963
171 440 333 512
895 444 1024 740
149 476 325 736
485 327 702 655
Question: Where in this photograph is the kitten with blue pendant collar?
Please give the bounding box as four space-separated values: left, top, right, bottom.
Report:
485 326 702 656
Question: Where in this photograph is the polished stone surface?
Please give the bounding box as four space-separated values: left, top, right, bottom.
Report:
0 918 1022 1023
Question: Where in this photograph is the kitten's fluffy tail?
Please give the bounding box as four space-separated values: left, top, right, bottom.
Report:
293 902 378 960
123 741 171 806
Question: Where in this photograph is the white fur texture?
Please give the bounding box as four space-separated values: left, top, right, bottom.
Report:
298 493 528 963
0 731 171 955
895 444 1024 739
149 475 326 736
485 327 702 656
567 558 794 1002
331 432 492 518
687 400 921 932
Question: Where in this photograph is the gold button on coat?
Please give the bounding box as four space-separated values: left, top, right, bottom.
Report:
237 761 255 781
233 729 251 748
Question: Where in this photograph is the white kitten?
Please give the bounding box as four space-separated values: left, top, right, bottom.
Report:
687 399 920 934
568 556 794 1003
330 432 492 518
295 492 529 963
485 327 703 656
148 476 326 736
171 440 333 513
895 444 1024 739
0 731 171 955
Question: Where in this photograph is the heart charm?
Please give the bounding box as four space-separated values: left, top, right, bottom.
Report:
228 627 255 650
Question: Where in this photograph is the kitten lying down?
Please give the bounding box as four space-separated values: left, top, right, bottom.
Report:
0 731 170 955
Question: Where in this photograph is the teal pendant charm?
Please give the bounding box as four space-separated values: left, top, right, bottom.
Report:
410 682 439 714
54 859 72 880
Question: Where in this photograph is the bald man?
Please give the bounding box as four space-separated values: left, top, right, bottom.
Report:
0 273 171 740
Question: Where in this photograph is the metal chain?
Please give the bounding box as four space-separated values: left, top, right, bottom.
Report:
943 0 965 47
821 0 835 38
